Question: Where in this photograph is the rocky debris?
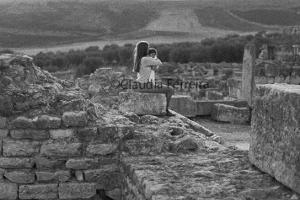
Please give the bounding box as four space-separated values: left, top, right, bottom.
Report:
121 114 223 156
123 112 140 123
172 136 201 153
211 103 250 124
119 91 167 116
0 53 101 120
239 186 283 200
250 84 300 194
77 67 132 109
140 115 160 124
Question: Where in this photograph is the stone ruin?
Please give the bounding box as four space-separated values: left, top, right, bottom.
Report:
0 53 299 200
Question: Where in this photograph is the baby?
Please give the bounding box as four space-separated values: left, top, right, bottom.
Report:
148 48 159 84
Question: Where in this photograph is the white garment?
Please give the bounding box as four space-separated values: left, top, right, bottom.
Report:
149 70 155 84
136 56 162 83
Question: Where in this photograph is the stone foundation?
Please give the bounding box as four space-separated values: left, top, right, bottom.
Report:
250 84 300 194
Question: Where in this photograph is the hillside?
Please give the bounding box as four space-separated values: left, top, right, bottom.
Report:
1 0 300 49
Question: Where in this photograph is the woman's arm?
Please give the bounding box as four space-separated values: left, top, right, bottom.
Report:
141 57 162 67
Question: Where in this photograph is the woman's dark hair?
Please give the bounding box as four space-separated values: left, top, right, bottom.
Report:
133 41 149 73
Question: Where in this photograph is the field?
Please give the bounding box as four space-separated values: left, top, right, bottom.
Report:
1 0 300 50
232 9 300 26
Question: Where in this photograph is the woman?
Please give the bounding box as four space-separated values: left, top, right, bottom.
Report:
132 41 175 116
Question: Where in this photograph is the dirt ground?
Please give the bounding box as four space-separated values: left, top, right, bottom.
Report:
192 117 251 150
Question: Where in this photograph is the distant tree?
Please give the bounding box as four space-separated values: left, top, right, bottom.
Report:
85 46 100 52
83 57 104 69
66 50 86 66
155 45 171 62
51 54 68 70
118 46 133 65
0 49 14 54
190 46 211 62
169 47 191 63
102 44 120 64
201 38 215 46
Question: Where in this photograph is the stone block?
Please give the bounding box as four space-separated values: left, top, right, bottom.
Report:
36 171 70 183
35 115 61 129
0 129 8 138
97 125 124 143
84 165 120 190
0 117 7 128
206 90 224 100
41 142 82 157
241 43 255 106
4 171 35 184
19 184 58 199
211 103 250 124
227 78 242 99
58 183 96 199
107 188 121 200
49 129 74 139
86 143 118 156
10 129 49 140
0 168 4 181
62 111 88 127
249 84 300 194
3 139 40 157
0 182 18 200
119 92 166 115
11 117 34 129
195 100 247 116
35 156 66 169
66 158 99 170
169 95 196 117
75 171 84 181
76 127 97 142
0 158 34 169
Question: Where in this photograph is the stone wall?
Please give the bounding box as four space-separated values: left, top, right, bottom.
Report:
250 84 300 194
0 112 133 199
